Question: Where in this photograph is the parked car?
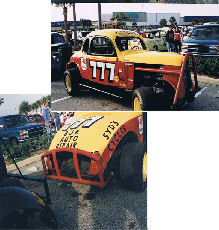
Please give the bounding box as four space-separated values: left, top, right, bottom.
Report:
182 24 219 56
26 114 56 132
51 32 72 79
0 114 45 145
64 29 199 110
41 112 147 191
141 29 168 51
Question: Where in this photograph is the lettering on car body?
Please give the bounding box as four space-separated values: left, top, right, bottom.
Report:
103 121 120 140
107 124 127 152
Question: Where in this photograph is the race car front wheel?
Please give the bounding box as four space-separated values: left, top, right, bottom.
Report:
132 87 155 111
119 142 147 191
64 68 81 96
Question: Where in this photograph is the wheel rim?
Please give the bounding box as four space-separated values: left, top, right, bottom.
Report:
142 152 147 182
134 97 142 111
65 75 72 92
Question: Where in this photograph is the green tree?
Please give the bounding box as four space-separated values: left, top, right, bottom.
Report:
80 19 92 30
0 98 3 106
132 22 137 27
31 102 38 112
160 18 167 27
19 101 31 114
169 16 177 26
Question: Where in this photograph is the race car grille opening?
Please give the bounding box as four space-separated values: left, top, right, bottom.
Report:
54 151 95 180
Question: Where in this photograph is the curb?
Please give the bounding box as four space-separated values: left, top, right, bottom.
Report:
7 154 42 173
197 75 219 86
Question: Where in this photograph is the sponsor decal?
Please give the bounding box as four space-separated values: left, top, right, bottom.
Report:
138 115 143 135
81 57 87 71
103 121 120 140
107 125 127 152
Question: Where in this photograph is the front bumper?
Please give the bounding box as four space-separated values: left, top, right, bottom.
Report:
41 148 112 188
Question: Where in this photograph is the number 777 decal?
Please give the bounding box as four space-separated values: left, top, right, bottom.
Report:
90 61 115 83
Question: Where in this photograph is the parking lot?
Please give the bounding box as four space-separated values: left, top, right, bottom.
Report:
19 163 147 230
51 79 219 111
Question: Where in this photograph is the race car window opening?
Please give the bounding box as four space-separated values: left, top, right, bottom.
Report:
82 38 89 53
115 36 146 51
89 36 116 56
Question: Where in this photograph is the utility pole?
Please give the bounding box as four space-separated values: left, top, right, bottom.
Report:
73 3 77 49
98 2 102 30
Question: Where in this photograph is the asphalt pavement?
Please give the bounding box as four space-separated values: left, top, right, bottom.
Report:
51 79 219 111
11 163 147 230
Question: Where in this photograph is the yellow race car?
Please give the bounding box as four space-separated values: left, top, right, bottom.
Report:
141 29 168 51
41 112 147 191
64 29 199 110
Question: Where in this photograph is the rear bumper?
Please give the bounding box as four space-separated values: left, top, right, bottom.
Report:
41 148 111 188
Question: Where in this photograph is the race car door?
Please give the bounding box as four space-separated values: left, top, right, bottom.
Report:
80 36 120 87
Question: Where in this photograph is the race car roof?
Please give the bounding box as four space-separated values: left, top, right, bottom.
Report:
87 29 141 40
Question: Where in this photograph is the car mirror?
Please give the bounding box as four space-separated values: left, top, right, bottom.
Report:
0 124 5 130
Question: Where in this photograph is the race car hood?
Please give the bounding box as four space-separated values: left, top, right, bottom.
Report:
119 50 184 67
49 112 142 155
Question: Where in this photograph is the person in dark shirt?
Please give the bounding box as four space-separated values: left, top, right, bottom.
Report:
165 26 175 52
174 26 182 53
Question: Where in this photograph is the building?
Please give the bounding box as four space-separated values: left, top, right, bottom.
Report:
102 12 180 27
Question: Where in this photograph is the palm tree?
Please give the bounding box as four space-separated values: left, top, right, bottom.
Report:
52 3 69 41
160 19 167 27
169 16 177 26
0 98 3 106
19 101 31 114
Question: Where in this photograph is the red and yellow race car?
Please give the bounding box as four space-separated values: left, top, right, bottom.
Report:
41 112 147 191
64 29 199 111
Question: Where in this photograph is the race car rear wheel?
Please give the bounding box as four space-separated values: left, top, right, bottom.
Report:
132 87 155 111
64 68 81 96
119 142 147 191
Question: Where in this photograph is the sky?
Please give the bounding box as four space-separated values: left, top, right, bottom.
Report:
51 3 219 22
0 94 48 116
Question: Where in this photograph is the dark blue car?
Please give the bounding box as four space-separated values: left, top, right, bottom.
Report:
182 24 219 56
0 114 45 145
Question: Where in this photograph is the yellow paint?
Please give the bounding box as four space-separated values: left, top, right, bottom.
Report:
118 50 184 66
65 75 72 92
114 76 119 82
75 29 184 67
32 192 45 207
134 97 142 111
49 112 142 155
142 152 147 182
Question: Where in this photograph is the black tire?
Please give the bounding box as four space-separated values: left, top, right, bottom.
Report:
119 142 147 191
39 205 58 229
64 68 81 96
132 87 155 111
153 46 158 51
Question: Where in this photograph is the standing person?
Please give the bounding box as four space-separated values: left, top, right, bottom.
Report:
165 26 174 52
174 26 182 53
60 112 64 127
54 112 60 131
43 100 52 136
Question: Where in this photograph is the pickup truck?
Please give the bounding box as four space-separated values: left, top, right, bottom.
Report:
0 114 45 145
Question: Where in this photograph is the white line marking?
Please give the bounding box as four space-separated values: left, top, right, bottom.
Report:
51 96 72 104
80 84 122 99
195 87 207 98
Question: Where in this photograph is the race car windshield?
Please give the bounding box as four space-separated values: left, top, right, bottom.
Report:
116 36 146 51
5 115 30 128
191 26 219 39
